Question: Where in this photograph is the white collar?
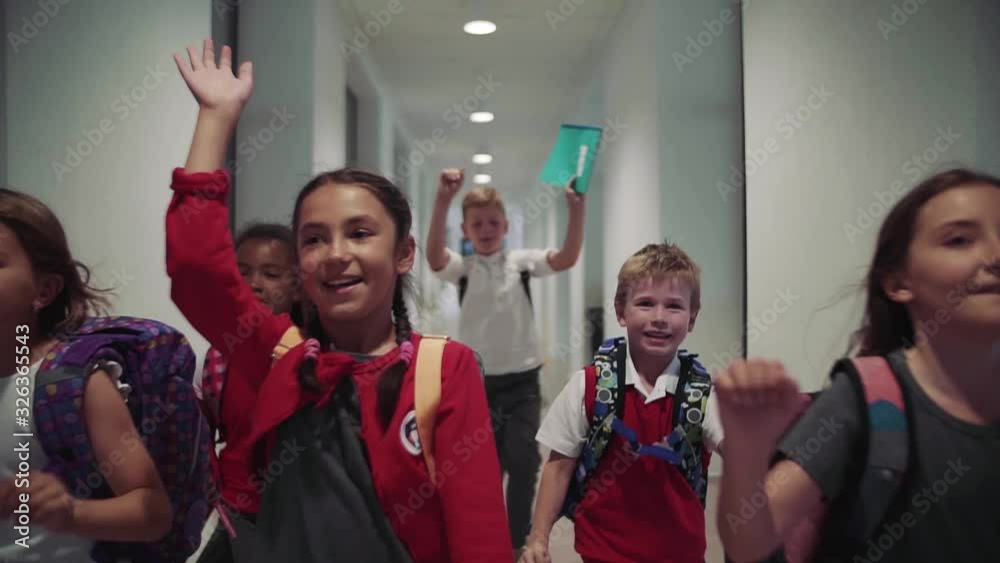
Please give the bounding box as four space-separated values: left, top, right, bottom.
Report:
472 249 506 264
624 338 681 403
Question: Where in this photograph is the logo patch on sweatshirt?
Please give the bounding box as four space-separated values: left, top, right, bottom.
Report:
400 410 421 456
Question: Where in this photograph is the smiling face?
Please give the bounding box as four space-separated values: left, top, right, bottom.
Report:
885 183 1000 334
295 183 415 326
236 237 297 315
462 204 508 256
616 275 697 366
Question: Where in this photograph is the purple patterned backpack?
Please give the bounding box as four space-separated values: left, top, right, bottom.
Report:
32 316 213 563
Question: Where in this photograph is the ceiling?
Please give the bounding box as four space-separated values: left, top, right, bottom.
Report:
343 0 627 200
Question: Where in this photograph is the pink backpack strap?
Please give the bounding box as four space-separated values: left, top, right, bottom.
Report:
778 355 910 563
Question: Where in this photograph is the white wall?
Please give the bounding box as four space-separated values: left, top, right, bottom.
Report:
3 0 212 359
976 0 1000 173
235 0 323 226
656 0 745 375
313 0 347 174
597 1 662 340
554 1 745 378
349 51 398 177
744 0 997 388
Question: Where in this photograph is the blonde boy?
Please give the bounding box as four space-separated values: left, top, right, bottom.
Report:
425 168 585 554
522 242 724 563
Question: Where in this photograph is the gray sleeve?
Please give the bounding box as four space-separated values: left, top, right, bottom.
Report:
775 372 864 502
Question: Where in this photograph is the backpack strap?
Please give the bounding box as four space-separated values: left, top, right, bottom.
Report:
560 336 625 520
670 351 713 505
837 355 910 545
771 356 910 563
458 275 469 306
415 335 450 483
272 325 305 364
520 269 533 308
457 269 533 309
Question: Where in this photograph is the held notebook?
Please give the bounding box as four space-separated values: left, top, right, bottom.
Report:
538 123 603 194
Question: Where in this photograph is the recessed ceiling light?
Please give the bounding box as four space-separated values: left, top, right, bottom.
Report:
463 20 496 35
472 153 493 165
474 173 492 184
470 111 494 123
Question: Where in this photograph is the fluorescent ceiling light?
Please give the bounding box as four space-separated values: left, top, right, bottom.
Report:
474 173 492 184
472 153 493 164
463 20 496 35
470 111 494 123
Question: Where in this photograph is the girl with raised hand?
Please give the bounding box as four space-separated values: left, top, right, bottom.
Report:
167 39 511 563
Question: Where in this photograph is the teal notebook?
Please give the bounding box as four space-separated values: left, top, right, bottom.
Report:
539 123 603 194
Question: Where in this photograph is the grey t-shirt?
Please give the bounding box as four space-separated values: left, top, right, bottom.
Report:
776 350 1000 563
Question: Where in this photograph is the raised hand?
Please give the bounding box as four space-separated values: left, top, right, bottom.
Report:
173 38 253 120
564 176 584 211
714 358 808 457
437 168 464 202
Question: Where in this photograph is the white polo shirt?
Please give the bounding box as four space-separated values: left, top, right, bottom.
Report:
536 345 723 458
433 247 556 375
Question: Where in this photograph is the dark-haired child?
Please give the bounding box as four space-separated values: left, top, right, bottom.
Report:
168 39 510 562
717 168 1000 563
0 188 172 561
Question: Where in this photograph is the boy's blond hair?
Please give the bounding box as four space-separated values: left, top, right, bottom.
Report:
462 186 506 218
614 241 701 314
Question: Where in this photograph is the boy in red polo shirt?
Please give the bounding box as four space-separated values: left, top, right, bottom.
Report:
521 241 724 563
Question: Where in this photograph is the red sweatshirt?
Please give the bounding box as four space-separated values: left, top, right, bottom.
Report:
166 168 512 562
574 376 709 563
198 346 264 514
166 168 293 514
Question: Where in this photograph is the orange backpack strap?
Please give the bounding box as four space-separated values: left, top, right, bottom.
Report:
415 334 449 483
271 326 306 364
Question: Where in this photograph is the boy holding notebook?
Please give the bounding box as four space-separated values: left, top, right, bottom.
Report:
425 168 585 557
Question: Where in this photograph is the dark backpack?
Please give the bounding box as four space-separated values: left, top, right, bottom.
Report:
458 269 532 308
559 336 713 520
757 355 912 563
33 316 214 563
